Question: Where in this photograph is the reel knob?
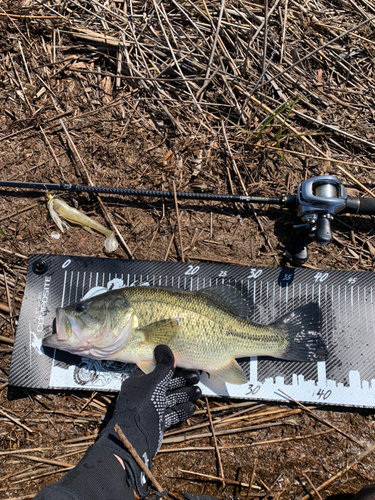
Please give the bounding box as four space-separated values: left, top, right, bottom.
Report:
316 216 333 246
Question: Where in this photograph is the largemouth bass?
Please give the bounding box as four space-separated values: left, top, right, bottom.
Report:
43 286 327 384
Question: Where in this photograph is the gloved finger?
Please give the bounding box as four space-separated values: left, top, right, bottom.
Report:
148 344 175 383
117 346 175 402
166 385 202 408
168 369 200 390
154 344 175 368
164 401 197 429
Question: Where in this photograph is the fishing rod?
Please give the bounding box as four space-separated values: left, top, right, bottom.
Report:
1 175 375 263
0 179 296 206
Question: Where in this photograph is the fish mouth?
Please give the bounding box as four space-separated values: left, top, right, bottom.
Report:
56 308 84 340
43 309 85 349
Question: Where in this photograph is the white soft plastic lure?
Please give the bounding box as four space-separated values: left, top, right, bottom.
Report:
47 194 118 252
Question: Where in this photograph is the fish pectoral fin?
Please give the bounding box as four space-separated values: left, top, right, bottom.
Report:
137 319 180 344
82 225 93 233
213 359 248 385
137 360 156 374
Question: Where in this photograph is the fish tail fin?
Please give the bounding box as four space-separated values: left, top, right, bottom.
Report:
272 303 327 362
104 232 119 252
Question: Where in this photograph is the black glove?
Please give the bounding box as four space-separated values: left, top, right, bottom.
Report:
96 344 201 497
352 484 375 500
35 345 201 500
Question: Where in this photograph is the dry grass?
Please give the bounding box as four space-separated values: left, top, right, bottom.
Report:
1 0 375 498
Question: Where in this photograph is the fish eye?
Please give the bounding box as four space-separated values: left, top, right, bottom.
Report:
75 303 84 312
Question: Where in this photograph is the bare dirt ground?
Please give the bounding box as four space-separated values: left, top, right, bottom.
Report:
1 0 375 498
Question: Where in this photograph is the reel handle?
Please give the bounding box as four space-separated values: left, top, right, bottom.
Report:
316 217 332 246
345 197 375 216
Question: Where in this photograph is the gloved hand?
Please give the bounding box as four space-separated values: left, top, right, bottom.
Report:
35 345 201 500
97 344 201 497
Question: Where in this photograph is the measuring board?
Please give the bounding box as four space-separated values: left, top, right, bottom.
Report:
8 254 375 408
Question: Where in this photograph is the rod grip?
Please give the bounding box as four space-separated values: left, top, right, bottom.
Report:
346 197 375 215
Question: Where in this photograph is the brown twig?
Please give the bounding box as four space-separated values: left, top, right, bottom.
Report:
114 424 167 494
178 469 265 496
247 458 258 500
159 429 334 453
0 335 13 345
205 397 225 486
299 442 375 500
301 472 324 500
9 454 72 468
277 389 364 448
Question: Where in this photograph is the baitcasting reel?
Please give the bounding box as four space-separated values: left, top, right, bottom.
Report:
290 175 375 264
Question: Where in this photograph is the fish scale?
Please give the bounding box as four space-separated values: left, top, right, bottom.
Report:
121 287 286 361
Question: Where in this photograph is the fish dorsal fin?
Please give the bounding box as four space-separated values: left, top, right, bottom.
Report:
198 285 250 318
138 360 156 374
212 358 248 385
138 319 179 344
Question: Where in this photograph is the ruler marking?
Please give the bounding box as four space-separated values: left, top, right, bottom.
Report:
75 272 80 303
82 272 86 298
344 286 347 325
364 286 369 341
253 280 256 305
61 271 68 308
357 285 360 316
68 271 73 304
273 282 276 321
